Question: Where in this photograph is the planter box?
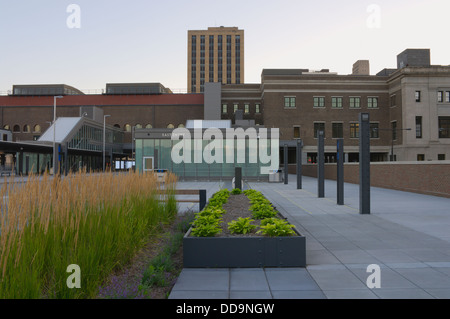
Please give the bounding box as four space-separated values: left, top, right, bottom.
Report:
183 217 306 268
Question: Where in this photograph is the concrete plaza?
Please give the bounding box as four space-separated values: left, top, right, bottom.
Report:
170 175 450 299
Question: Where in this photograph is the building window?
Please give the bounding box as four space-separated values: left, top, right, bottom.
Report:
446 91 450 103
244 103 250 114
415 91 421 102
234 103 239 113
33 124 41 133
3 125 10 130
222 104 228 114
439 117 450 138
331 97 343 108
226 35 232 84
332 123 343 138
218 35 223 83
350 123 359 138
23 125 30 133
438 91 444 103
391 121 397 140
370 123 379 138
255 103 261 113
13 125 20 132
284 97 296 108
313 97 325 108
145 124 153 129
416 116 422 138
390 95 397 107
314 122 325 138
438 154 446 161
135 124 142 129
368 97 378 108
178 124 185 128
124 124 131 132
235 35 241 84
167 124 175 129
350 97 361 109
417 154 425 161
293 126 301 139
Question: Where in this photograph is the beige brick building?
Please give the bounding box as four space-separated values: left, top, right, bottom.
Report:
188 27 244 93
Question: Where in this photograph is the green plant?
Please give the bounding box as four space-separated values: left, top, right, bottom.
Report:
0 170 178 299
190 223 222 237
189 189 229 238
251 204 277 219
207 189 230 208
140 214 191 291
243 189 257 196
195 207 225 219
228 217 256 235
260 217 279 226
231 188 242 195
245 190 278 220
141 265 169 287
191 213 222 227
257 218 296 237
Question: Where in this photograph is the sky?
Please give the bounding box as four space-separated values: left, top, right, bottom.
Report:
1 0 449 93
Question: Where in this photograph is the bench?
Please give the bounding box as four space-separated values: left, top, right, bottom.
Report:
157 189 207 211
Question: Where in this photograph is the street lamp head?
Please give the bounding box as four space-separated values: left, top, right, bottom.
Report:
54 95 63 99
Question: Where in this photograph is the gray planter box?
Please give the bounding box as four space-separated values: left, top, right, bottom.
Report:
183 222 306 268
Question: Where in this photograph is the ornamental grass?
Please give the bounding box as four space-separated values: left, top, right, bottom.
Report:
0 169 177 299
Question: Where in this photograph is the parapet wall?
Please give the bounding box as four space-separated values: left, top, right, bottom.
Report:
289 161 450 198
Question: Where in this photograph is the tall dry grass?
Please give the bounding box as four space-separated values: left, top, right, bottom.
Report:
0 170 177 298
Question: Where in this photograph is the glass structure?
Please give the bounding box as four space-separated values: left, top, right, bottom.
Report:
135 129 278 179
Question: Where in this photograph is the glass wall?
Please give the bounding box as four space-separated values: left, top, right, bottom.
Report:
135 136 277 179
67 124 122 153
16 152 52 174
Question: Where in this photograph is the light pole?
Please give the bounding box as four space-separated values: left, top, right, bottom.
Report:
53 95 63 175
374 127 411 161
131 125 135 171
103 115 111 172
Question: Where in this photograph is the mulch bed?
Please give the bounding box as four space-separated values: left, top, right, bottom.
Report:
211 193 283 238
96 215 186 299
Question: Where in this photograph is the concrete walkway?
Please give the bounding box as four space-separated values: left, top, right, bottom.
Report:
170 175 450 299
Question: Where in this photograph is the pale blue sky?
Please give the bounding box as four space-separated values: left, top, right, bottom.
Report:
1 0 449 92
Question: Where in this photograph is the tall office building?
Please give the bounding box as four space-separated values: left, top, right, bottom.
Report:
188 26 244 93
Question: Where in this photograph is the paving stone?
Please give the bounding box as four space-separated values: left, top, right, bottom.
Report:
372 288 435 299
265 268 321 291
170 177 450 299
307 269 367 290
322 289 379 299
230 269 269 291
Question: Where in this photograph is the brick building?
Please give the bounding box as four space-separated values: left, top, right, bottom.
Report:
1 48 449 175
219 49 450 163
0 84 204 146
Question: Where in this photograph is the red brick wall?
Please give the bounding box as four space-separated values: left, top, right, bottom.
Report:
290 162 450 198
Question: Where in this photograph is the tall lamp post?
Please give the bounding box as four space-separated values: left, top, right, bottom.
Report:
103 114 111 172
53 95 63 175
131 125 136 171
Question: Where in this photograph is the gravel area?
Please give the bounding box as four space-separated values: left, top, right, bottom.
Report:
216 193 284 238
